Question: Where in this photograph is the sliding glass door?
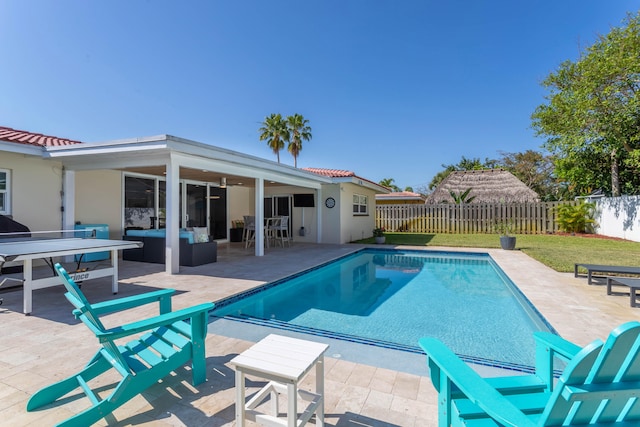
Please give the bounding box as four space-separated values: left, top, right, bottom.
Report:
124 174 228 240
209 186 227 240
264 195 291 233
185 184 207 228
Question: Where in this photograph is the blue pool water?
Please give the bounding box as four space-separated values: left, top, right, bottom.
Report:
213 249 554 370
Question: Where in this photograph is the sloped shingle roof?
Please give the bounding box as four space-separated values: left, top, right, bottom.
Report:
425 169 540 204
0 126 83 147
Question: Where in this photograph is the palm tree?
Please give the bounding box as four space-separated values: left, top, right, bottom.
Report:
259 113 289 163
379 178 400 192
285 114 312 167
449 188 476 204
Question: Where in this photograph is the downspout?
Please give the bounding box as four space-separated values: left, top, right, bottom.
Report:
61 166 75 234
60 166 65 231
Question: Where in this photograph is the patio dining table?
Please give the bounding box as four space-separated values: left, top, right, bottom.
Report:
244 217 282 248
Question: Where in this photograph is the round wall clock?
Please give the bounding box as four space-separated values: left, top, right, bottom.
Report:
325 197 336 208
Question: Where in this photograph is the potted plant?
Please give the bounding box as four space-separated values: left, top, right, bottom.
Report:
495 221 516 250
373 227 386 244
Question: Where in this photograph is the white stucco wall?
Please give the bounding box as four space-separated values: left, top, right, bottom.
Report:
228 185 252 229
340 183 377 243
258 182 377 244
0 151 63 232
595 196 640 242
74 170 123 238
320 184 342 244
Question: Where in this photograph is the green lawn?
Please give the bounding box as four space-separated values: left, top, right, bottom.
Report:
355 233 640 273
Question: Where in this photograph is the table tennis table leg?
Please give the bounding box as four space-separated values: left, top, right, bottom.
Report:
23 259 33 315
111 249 118 294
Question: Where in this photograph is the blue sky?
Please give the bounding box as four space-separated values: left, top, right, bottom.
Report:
2 1 639 191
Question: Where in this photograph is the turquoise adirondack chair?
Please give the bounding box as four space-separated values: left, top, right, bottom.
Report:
27 263 215 427
419 321 640 426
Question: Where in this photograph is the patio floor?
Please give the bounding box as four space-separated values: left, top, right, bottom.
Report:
1 242 638 426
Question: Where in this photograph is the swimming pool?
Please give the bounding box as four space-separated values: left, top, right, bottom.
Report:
213 249 555 371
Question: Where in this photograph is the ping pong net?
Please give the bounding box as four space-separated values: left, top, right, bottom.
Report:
0 229 99 284
0 228 97 242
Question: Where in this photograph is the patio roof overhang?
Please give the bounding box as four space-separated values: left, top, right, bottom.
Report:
45 134 333 188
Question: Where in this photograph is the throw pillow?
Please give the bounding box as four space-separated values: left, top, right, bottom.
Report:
193 227 209 243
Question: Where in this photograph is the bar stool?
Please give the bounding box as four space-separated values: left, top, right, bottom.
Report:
269 216 290 247
243 216 256 248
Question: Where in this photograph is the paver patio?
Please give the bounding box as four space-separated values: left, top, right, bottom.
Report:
0 242 638 426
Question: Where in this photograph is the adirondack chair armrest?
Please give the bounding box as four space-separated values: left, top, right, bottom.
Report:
96 302 214 341
87 289 177 317
419 337 537 427
533 331 582 389
534 332 582 361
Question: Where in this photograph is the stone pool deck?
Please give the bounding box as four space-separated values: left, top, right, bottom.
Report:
0 242 638 426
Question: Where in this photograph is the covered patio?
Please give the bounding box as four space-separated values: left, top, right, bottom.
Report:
47 134 334 272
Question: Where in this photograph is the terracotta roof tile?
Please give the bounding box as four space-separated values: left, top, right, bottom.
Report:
377 191 425 199
302 167 356 178
303 167 389 193
0 126 83 147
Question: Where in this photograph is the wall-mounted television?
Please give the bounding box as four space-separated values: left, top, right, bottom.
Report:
293 193 315 207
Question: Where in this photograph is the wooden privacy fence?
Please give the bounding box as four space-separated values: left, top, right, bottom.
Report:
375 202 578 234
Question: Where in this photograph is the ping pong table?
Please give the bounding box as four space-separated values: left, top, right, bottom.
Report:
0 238 143 314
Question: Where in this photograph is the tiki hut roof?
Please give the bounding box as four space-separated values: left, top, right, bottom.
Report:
425 169 540 204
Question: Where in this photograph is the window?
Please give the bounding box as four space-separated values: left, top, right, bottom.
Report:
352 194 368 215
0 169 9 215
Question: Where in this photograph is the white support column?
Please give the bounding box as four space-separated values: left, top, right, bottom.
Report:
165 156 180 273
254 177 264 256
62 169 75 233
316 188 322 243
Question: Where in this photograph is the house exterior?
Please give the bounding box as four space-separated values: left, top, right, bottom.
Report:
0 126 388 272
0 127 82 233
425 169 540 204
376 191 426 205
302 168 390 243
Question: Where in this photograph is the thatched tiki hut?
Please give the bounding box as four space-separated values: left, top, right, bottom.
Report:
425 169 540 204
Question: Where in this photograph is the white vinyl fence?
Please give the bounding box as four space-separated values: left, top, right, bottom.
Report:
594 196 640 242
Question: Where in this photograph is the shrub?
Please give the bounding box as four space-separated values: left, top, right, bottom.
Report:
556 202 597 233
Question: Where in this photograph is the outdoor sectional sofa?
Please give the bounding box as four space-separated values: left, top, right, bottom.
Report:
122 228 217 266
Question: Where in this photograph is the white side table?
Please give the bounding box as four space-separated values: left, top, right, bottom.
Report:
230 334 329 427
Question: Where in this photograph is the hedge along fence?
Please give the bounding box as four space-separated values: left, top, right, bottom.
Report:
375 202 580 234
